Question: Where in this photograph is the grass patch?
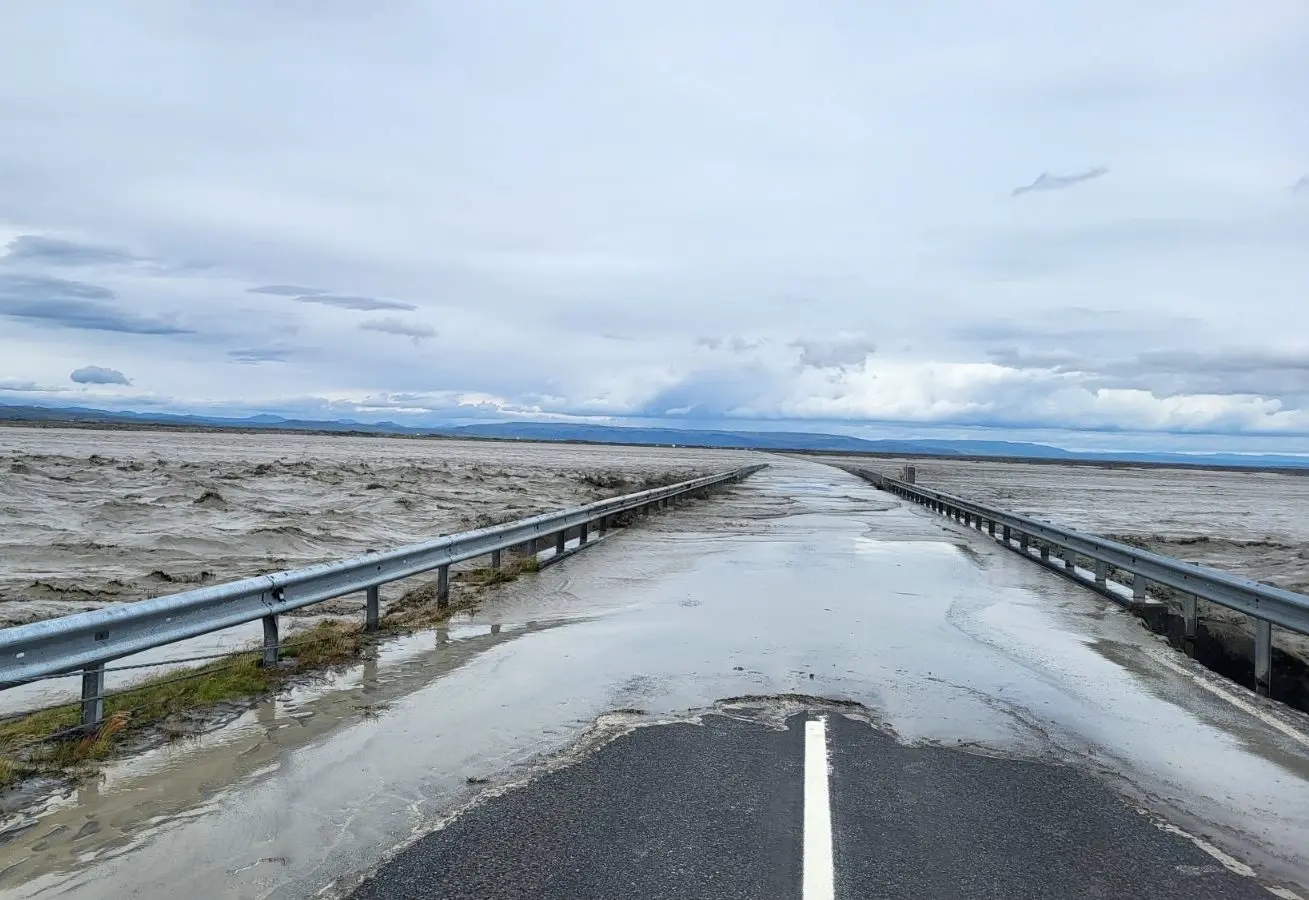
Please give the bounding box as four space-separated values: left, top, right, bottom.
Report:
0 620 369 789
460 566 518 587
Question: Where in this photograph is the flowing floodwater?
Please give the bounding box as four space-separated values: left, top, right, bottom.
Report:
1 457 1308 898
0 426 750 626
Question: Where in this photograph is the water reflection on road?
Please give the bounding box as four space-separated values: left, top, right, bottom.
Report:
2 456 1308 898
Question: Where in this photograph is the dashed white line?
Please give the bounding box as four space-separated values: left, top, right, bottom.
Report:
804 716 835 900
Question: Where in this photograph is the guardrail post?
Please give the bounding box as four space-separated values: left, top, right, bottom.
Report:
528 536 539 554
1094 560 1109 585
988 521 996 537
580 521 589 545
1255 619 1273 696
1018 533 1029 552
262 614 279 666
1002 525 1011 543
437 565 450 609
490 549 502 569
1182 593 1197 651
80 663 105 727
1040 544 1050 561
1063 548 1076 570
556 530 567 554
365 585 380 632
1133 574 1148 601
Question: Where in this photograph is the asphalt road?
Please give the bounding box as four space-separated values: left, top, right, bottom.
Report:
348 708 1269 900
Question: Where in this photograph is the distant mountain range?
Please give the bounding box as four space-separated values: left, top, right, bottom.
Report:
3 402 1309 471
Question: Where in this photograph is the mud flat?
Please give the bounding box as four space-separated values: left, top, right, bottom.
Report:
835 454 1309 708
0 426 754 627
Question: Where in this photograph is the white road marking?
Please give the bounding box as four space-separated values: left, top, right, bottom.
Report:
1148 648 1309 749
804 716 836 900
1267 887 1306 900
1152 820 1306 899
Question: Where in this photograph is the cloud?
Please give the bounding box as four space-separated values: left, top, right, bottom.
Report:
986 347 1084 371
295 294 417 311
791 335 876 370
1012 166 1109 197
247 284 328 296
697 335 764 353
70 365 132 385
0 274 192 334
247 284 416 310
359 317 436 343
0 272 113 301
0 378 49 392
3 235 136 267
1293 176 1309 195
227 347 295 363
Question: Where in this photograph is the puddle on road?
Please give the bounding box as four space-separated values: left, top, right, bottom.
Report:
0 620 571 896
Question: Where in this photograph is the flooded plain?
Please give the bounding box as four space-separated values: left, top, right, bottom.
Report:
1 457 1306 898
0 426 753 626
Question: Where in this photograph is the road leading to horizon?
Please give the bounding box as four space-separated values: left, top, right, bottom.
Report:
3 457 1309 899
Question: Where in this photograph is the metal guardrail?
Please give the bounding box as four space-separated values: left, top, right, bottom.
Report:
856 469 1309 697
0 464 766 725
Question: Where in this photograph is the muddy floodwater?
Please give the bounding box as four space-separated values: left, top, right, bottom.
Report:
0 426 755 627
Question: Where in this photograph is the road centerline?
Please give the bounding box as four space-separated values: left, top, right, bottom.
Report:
804 715 836 900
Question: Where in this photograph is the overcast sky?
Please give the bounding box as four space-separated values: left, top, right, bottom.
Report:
2 1 1307 450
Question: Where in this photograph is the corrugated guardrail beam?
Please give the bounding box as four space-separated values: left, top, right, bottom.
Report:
0 463 766 725
854 469 1309 698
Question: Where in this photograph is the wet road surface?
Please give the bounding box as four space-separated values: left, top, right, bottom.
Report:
349 710 1268 900
2 457 1309 898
